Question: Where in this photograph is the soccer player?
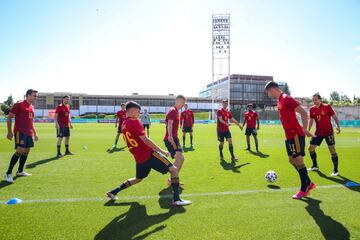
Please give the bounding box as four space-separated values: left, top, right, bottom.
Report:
164 95 186 175
112 103 127 149
217 99 242 162
106 101 191 206
4 89 39 183
140 109 151 136
265 81 316 199
54 95 73 158
307 93 341 176
242 103 259 152
180 103 194 148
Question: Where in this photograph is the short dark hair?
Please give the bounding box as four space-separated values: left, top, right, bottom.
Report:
264 81 279 90
63 95 70 99
26 89 38 97
176 95 186 100
125 101 141 111
222 99 228 103
120 103 125 107
247 103 253 107
313 93 322 100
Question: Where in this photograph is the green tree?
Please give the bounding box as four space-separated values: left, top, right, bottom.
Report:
330 91 340 101
283 83 291 95
340 94 351 103
4 95 14 107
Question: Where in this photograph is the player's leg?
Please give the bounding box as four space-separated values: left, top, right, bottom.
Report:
189 129 193 147
56 128 63 158
326 134 338 176
227 135 237 161
149 151 190 205
308 136 322 171
182 131 186 148
16 148 32 176
253 131 259 152
218 132 225 160
245 129 251 150
286 136 315 199
5 144 24 182
146 125 150 137
113 131 121 148
106 162 149 200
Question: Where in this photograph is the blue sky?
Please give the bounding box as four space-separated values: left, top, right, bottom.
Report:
0 0 359 101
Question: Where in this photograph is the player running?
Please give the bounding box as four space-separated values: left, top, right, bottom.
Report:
265 82 316 199
4 89 39 183
242 103 259 152
111 103 127 149
308 93 341 176
140 109 151 136
106 101 191 206
180 103 194 148
217 99 242 162
54 95 73 158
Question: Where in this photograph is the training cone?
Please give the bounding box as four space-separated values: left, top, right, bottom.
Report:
345 181 360 187
6 198 23 205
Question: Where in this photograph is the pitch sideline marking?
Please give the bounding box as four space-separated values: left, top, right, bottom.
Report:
1 184 350 204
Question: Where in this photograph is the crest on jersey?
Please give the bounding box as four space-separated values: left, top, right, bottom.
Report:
321 111 325 115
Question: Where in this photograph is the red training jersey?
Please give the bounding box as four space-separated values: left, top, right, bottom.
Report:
217 108 233 132
310 103 335 137
180 109 194 127
10 101 35 136
277 93 304 140
244 110 258 129
117 110 127 127
164 107 180 140
55 104 70 128
122 117 152 164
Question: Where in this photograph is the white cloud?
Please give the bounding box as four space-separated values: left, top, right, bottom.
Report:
356 46 360 51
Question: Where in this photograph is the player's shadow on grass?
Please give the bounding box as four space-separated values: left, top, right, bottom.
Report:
301 197 350 240
220 160 250 173
317 171 360 193
267 184 280 190
95 196 186 239
248 150 269 158
107 146 127 154
26 156 58 169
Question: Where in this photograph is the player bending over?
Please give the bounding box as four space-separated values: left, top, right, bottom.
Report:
265 82 316 199
106 101 191 206
308 93 341 176
217 99 242 162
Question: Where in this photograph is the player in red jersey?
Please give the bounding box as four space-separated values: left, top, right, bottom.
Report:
4 89 39 183
164 95 186 176
106 101 191 206
308 93 341 176
265 82 316 199
180 103 195 148
111 103 127 149
217 99 242 162
55 95 73 158
242 103 260 152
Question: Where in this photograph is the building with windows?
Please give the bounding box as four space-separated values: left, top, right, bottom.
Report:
199 74 285 109
34 92 219 117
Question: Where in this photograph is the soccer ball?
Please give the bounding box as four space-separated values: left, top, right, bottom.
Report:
265 171 277 183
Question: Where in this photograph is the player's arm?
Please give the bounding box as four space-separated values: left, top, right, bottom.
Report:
308 118 314 131
242 116 246 129
6 112 15 140
167 119 175 143
218 116 229 126
139 135 169 157
115 115 118 128
256 116 260 130
179 114 183 128
54 113 59 129
230 117 242 129
33 124 39 141
191 112 194 126
68 112 73 129
332 114 341 134
295 106 314 137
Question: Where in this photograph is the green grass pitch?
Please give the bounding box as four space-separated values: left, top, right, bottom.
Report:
0 123 359 239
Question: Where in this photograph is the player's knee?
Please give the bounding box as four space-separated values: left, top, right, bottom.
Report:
169 165 178 175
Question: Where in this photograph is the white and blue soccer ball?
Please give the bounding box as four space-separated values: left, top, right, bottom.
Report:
265 170 277 183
